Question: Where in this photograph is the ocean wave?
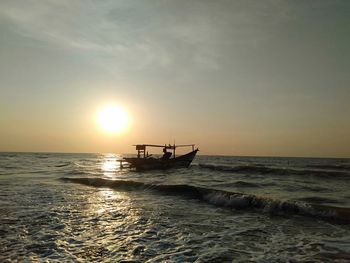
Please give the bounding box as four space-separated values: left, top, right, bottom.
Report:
213 181 261 188
55 163 71 168
0 165 18 169
296 196 342 204
65 170 93 176
299 185 329 192
198 164 350 179
34 155 49 159
61 177 350 224
306 164 350 171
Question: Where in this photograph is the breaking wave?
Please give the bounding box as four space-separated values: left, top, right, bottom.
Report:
198 164 350 179
61 177 350 224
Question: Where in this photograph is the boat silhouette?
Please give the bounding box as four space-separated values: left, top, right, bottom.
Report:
122 144 198 171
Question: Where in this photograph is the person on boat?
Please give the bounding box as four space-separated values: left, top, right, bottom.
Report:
162 147 172 160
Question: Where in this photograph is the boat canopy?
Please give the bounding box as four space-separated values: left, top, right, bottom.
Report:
134 144 195 150
133 144 196 158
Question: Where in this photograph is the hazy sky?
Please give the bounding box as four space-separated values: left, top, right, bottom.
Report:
0 0 349 157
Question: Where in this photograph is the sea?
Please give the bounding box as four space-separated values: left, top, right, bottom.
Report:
1 152 350 262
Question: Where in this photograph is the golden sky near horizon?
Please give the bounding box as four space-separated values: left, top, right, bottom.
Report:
0 1 349 157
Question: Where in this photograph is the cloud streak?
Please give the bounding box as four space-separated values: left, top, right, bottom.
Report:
0 0 292 74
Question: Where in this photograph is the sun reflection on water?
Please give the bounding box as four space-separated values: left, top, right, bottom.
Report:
95 188 126 214
101 153 122 178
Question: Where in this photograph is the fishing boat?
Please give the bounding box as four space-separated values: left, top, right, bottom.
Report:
122 144 198 171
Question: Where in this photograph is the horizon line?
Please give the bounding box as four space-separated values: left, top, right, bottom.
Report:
0 150 349 159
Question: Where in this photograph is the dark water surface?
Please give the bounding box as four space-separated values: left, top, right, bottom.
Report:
1 152 350 262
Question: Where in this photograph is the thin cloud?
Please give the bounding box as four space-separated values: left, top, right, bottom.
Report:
0 0 292 73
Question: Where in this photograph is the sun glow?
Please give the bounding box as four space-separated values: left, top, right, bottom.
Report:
97 104 129 134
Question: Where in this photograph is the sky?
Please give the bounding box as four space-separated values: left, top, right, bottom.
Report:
0 0 349 157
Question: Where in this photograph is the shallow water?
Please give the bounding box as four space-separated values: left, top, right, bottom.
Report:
1 152 350 262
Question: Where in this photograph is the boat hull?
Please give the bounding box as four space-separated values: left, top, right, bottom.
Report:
123 149 198 171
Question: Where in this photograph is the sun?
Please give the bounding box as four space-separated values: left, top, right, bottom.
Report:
97 104 129 134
